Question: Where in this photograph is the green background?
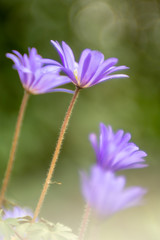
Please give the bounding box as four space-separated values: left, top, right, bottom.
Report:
0 0 160 239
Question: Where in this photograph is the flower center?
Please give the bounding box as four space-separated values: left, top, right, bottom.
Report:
74 69 81 85
74 69 78 79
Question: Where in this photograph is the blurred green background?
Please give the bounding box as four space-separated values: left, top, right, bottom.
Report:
0 0 160 239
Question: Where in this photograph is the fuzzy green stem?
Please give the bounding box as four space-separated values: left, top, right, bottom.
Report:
0 91 29 207
78 203 91 240
32 87 80 222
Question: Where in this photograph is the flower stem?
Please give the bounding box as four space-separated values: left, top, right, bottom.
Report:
32 87 80 222
13 230 25 240
78 203 91 240
0 91 29 207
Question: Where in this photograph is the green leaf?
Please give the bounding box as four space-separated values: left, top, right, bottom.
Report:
53 223 78 240
13 220 77 240
0 221 15 240
5 217 19 226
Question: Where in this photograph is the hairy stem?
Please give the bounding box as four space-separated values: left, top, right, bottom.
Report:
78 203 91 240
32 87 80 222
0 91 29 207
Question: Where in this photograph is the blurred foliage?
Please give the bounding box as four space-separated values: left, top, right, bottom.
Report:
0 0 160 239
0 212 77 240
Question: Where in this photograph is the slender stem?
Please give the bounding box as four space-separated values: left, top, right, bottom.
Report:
0 91 29 207
78 203 91 240
32 87 80 222
13 230 25 240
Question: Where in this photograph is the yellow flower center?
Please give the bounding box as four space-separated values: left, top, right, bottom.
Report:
73 69 81 85
74 69 78 80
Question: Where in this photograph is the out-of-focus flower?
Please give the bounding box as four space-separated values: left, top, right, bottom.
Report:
89 123 147 171
2 206 33 220
6 48 74 94
80 165 147 217
51 40 129 88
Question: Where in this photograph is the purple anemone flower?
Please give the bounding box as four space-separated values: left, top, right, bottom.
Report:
51 40 129 88
2 206 33 220
80 165 147 217
6 48 74 94
89 123 147 171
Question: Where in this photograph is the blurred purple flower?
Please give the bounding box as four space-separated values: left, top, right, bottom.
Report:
2 206 33 220
89 123 147 171
80 165 147 217
51 40 129 88
6 48 74 94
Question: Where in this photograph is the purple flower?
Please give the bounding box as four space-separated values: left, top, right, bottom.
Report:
80 165 147 217
89 123 147 171
51 41 129 88
6 48 74 94
2 206 33 220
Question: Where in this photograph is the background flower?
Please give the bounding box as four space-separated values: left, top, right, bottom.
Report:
80 165 147 217
51 40 129 88
89 123 147 171
6 48 74 94
2 206 33 220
